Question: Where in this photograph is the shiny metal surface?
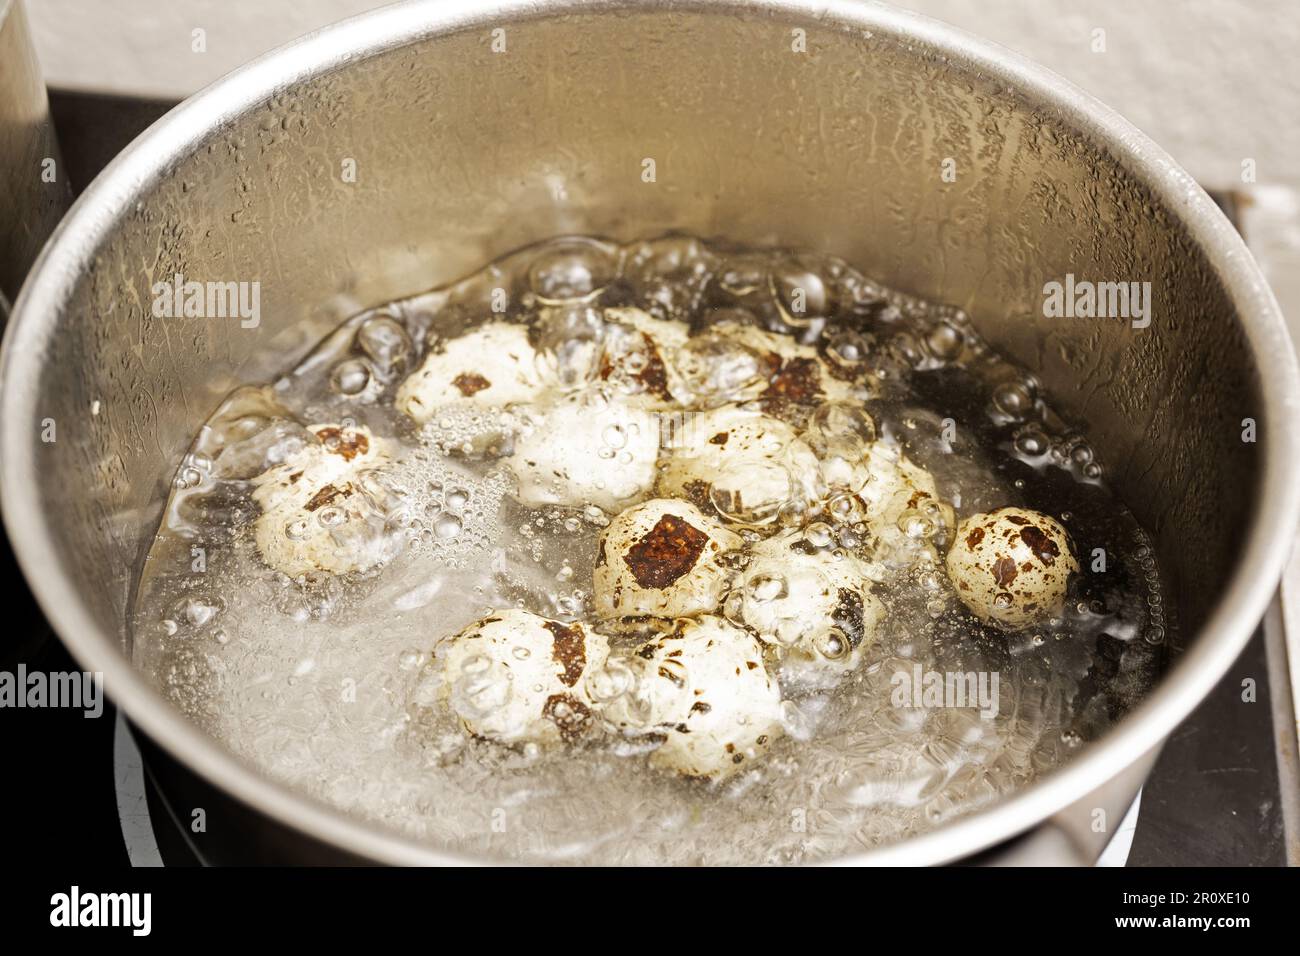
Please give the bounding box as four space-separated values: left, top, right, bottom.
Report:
0 0 71 312
2 0 1298 864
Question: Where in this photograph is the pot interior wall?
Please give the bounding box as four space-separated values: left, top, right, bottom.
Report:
30 5 1255 670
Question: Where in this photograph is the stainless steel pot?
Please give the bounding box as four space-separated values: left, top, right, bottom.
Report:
3 0 1298 865
0 0 71 317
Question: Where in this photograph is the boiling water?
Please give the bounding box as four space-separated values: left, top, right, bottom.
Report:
132 235 1165 864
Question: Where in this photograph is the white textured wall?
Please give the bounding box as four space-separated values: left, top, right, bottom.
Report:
24 0 1300 190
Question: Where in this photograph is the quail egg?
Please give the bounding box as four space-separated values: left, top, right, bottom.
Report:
658 404 824 526
395 322 548 423
598 615 783 779
434 609 610 747
946 507 1080 630
728 528 885 671
848 441 954 568
250 422 401 578
504 387 661 513
597 307 690 409
593 498 742 620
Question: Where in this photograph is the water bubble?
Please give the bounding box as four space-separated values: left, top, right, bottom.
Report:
1013 427 1049 457
709 460 791 526
433 512 463 540
898 510 936 539
176 596 221 629
776 500 808 528
925 320 964 360
748 573 788 603
826 493 865 525
535 305 605 388
992 380 1034 419
814 629 850 661
173 466 203 490
717 258 767 297
722 590 747 625
804 522 835 549
528 240 615 302
445 488 470 510
330 359 372 396
453 671 511 719
825 329 871 368
770 259 829 327
511 646 532 661
806 402 877 461
357 315 411 374
602 424 627 450
779 699 818 740
774 619 807 646
587 659 636 702
674 333 764 404
890 332 925 367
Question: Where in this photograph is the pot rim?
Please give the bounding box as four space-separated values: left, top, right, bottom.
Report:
3 0 1298 866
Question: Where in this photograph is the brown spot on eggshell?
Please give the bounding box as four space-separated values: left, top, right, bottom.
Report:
759 357 823 414
451 372 491 397
314 427 369 461
543 620 586 687
542 694 593 741
680 479 713 512
624 514 710 589
992 555 1018 587
304 482 349 512
1019 525 1061 566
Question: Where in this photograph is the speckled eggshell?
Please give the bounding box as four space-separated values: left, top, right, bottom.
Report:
593 499 742 620
598 615 783 779
435 609 610 747
504 387 661 513
946 507 1080 630
251 423 399 578
395 322 548 423
730 529 886 672
657 404 824 525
